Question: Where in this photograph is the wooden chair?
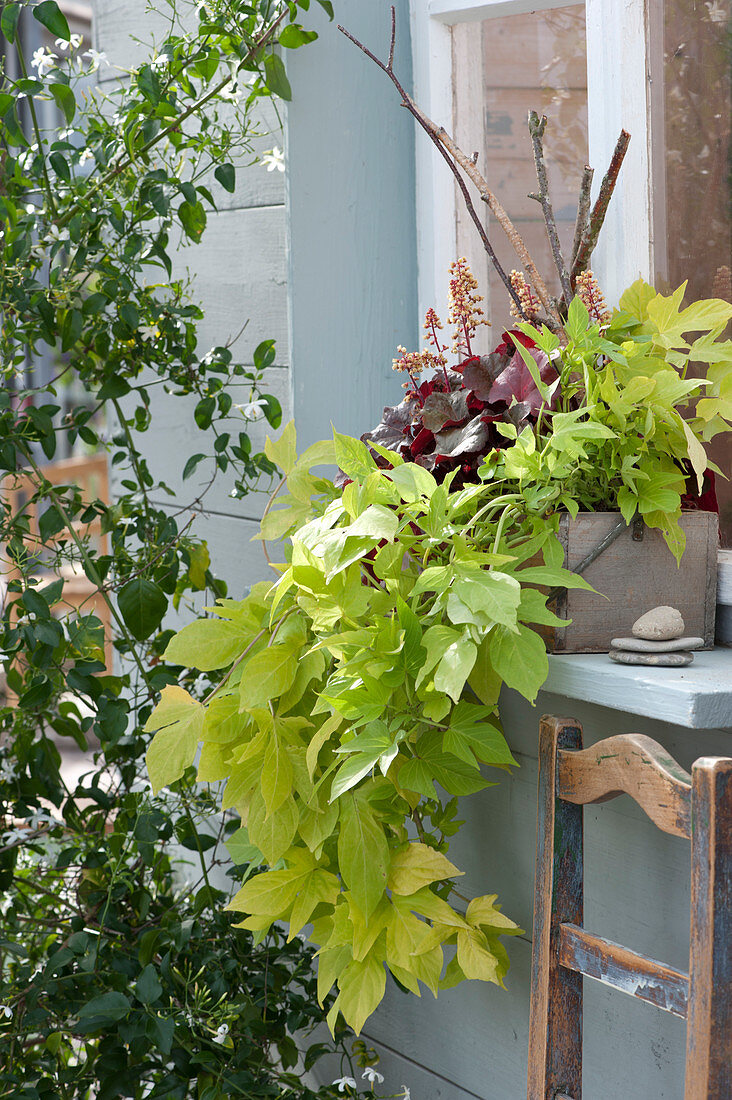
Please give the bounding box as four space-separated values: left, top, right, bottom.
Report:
527 715 732 1100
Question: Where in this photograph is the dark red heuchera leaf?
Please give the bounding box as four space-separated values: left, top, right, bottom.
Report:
681 467 719 513
488 346 559 414
360 332 562 488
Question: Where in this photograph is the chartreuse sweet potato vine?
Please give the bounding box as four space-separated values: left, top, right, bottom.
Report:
145 277 732 1036
145 428 592 1034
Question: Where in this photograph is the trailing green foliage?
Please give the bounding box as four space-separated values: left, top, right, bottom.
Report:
147 278 732 1036
147 423 590 1034
0 1 349 1096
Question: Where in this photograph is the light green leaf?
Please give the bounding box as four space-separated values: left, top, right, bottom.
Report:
247 790 299 865
388 843 463 895
338 794 389 919
240 643 299 710
434 634 477 702
289 869 340 938
227 865 305 916
415 625 462 689
261 728 294 817
333 431 377 481
164 617 250 670
336 955 386 1035
456 928 501 983
144 686 204 793
452 570 521 629
306 713 342 780
387 463 438 503
265 420 298 475
618 278 656 321
489 624 548 702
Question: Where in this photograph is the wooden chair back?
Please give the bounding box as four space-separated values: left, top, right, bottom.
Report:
527 715 732 1100
2 453 112 670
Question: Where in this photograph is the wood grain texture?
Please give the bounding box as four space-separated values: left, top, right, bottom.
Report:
557 734 692 838
558 923 689 1018
685 757 732 1099
545 512 719 653
527 716 584 1100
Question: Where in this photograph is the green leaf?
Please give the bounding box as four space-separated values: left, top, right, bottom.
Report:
215 163 236 193
451 570 521 629
565 296 590 342
279 24 318 48
60 307 82 351
1 4 21 43
182 452 207 480
618 278 656 321
388 842 463 895
387 463 437 502
179 199 206 242
261 728 294 816
136 64 161 105
434 634 477 702
240 643 299 710
134 964 163 1004
265 420 298 475
118 578 167 640
144 686 204 793
228 865 305 916
49 81 76 124
336 955 386 1035
77 992 130 1033
164 617 249 670
33 0 70 40
225 826 262 866
338 793 388 919
456 928 501 983
264 52 292 101
333 431 376 481
489 623 548 702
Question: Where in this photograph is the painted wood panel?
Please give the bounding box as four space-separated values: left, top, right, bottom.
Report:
285 0 418 450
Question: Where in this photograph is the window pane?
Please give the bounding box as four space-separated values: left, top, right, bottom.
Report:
650 0 732 543
452 6 588 334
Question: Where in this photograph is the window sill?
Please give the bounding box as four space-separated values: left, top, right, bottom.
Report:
544 648 732 730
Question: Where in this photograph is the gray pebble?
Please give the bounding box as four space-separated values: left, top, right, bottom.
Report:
610 636 704 653
609 649 694 667
631 606 685 641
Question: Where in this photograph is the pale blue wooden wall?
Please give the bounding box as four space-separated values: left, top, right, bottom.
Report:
286 0 418 450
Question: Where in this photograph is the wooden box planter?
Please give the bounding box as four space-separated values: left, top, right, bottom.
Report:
716 549 732 645
541 511 719 653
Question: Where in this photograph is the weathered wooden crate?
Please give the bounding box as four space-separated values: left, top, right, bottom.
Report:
541 511 719 653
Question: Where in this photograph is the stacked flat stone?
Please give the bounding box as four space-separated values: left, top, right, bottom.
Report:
609 606 703 667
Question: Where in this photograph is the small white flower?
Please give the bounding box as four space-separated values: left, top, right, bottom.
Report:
361 1068 384 1085
399 1089 411 1100
0 1005 12 1019
47 224 70 245
235 398 268 422
55 34 83 51
219 82 242 103
332 1079 357 1093
262 147 285 173
79 148 94 166
83 49 109 72
151 52 169 70
30 48 57 77
212 1023 229 1044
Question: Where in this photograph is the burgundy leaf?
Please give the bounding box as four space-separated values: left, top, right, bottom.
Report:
410 426 435 457
433 414 492 460
494 329 537 356
421 390 469 432
362 399 415 452
462 353 510 400
487 347 558 414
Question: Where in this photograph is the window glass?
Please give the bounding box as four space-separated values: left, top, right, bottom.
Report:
451 6 588 334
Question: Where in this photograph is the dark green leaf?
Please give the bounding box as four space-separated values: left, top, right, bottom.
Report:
315 0 334 16
134 964 163 1004
49 151 70 183
77 991 130 1032
97 376 131 399
61 309 82 352
179 199 206 241
136 64 161 105
1 5 21 44
214 163 235 193
50 83 76 124
33 0 70 40
264 53 292 101
182 453 207 480
117 578 168 640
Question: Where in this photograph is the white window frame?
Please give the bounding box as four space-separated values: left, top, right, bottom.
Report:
409 0 656 322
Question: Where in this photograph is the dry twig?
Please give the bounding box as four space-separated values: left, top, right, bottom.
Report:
528 111 573 307
338 12 562 329
572 130 631 281
571 165 594 269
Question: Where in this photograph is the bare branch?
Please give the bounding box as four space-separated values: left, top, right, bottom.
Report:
528 111 573 307
571 165 594 270
572 130 631 280
388 5 396 71
338 18 562 329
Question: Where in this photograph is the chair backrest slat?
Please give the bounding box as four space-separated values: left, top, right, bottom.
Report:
558 923 689 1019
557 733 692 838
